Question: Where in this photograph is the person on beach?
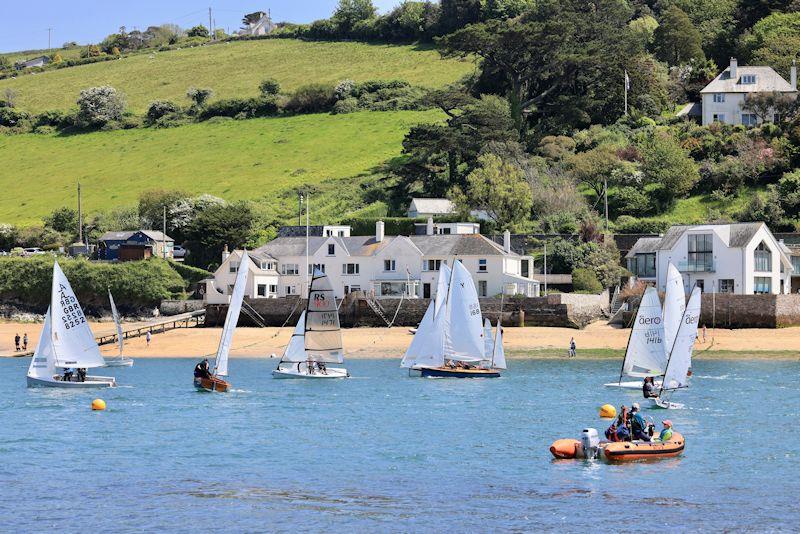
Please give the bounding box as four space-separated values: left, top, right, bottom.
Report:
568 338 576 358
22 332 28 351
14 333 20 351
146 330 152 348
702 324 707 343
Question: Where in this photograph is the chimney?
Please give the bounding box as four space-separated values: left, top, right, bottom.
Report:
426 217 434 236
730 57 738 81
222 244 230 263
376 220 385 243
503 230 511 254
792 60 797 91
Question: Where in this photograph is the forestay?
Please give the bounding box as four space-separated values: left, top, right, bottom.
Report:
50 261 106 369
663 263 686 353
304 269 344 363
621 287 666 378
109 290 124 356
213 251 251 377
27 308 54 379
661 286 702 392
281 311 307 363
443 261 485 362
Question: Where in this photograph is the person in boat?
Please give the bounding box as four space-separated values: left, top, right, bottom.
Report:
194 359 211 379
77 368 87 382
642 376 659 399
63 368 74 382
318 361 327 375
446 359 456 369
658 420 674 441
307 360 315 375
630 403 651 442
605 406 630 442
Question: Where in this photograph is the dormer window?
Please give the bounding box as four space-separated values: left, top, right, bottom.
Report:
741 74 756 85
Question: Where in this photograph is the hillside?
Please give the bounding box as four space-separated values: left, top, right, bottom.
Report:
0 110 440 225
0 40 473 113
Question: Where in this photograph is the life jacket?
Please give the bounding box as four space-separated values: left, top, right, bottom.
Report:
659 428 674 441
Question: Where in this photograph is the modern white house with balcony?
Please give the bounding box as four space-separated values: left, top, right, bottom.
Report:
626 223 794 294
204 221 539 304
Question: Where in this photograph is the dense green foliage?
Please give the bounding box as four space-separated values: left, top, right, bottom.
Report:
572 267 603 293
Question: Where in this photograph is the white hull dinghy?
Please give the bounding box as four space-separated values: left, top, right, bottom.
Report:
27 261 116 388
103 289 134 368
272 268 349 379
603 379 663 389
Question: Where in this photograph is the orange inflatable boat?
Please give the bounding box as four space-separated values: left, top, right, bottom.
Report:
549 428 685 462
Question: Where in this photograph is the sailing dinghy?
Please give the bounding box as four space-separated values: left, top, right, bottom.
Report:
272 268 349 379
651 285 702 409
195 251 250 392
103 290 133 367
27 261 116 388
402 260 501 378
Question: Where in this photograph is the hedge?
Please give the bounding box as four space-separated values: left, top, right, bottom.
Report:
167 260 211 286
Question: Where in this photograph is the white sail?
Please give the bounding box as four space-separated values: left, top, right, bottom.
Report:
50 261 106 369
213 251 251 377
444 260 485 362
621 287 666 378
663 263 686 353
492 320 506 370
108 290 124 357
661 286 702 392
409 298 448 368
281 311 307 363
401 301 436 368
434 263 452 316
483 318 494 359
304 269 344 363
27 308 55 379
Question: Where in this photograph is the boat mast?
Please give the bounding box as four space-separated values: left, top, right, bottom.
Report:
616 290 642 386
658 283 695 397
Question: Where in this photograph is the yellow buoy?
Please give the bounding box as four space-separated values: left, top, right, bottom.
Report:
599 404 616 419
91 399 106 411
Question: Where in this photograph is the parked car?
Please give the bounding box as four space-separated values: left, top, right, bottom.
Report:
173 245 187 260
22 247 44 256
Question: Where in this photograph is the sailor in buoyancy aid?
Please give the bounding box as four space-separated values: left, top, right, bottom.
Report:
658 420 674 441
605 405 631 442
194 358 211 379
642 376 659 399
630 403 653 441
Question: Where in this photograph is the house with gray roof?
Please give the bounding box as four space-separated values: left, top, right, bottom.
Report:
97 230 174 261
204 221 539 303
406 198 457 218
699 57 797 126
627 223 793 295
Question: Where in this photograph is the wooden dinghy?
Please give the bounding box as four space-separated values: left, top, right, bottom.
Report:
193 376 230 392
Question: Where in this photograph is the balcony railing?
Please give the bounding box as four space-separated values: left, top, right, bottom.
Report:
676 260 716 273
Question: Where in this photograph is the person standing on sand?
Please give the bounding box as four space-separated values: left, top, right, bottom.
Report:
22 332 28 351
146 330 152 348
14 333 20 351
702 324 707 343
568 337 576 358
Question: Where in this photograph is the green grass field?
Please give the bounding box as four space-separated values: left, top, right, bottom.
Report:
0 110 441 225
0 40 474 113
0 47 83 64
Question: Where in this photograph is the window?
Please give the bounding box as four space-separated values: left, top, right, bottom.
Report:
259 261 273 270
712 113 725 123
741 113 758 127
350 285 361 292
286 285 297 295
257 284 267 297
741 74 757 84
342 263 359 275
792 256 800 274
631 253 656 278
478 280 488 297
325 229 333 237
754 276 771 294
424 259 443 271
384 259 396 272
478 259 487 272
309 263 326 274
713 93 725 103
281 263 299 275
269 284 277 294
327 244 335 255
437 227 451 235
754 242 771 272
718 279 734 293
687 234 713 272
229 261 239 274
695 280 705 292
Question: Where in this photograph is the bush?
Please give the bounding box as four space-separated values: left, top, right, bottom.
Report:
614 216 671 234
332 97 360 114
0 107 30 128
259 78 281 96
186 87 213 108
76 85 125 126
285 83 336 114
572 267 603 293
146 100 180 124
197 96 279 120
167 260 211 285
610 186 652 217
34 109 73 129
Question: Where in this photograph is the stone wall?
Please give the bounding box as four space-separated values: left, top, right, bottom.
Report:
160 299 205 316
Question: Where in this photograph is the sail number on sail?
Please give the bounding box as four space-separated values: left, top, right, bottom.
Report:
58 283 86 330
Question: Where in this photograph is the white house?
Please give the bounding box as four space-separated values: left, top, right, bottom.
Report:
700 57 797 126
204 222 539 304
237 11 276 36
626 222 794 295
406 198 456 218
14 55 50 70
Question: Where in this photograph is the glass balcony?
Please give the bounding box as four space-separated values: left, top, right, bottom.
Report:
676 260 716 273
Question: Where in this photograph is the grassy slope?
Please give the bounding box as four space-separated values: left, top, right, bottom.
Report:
0 47 83 64
0 40 474 113
0 110 441 225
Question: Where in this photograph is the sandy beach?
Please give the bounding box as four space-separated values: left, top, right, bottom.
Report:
2 320 800 359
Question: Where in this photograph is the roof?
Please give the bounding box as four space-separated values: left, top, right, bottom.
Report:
98 230 174 242
625 237 662 259
408 198 456 215
409 234 518 257
136 230 174 242
98 231 134 241
658 222 764 250
701 66 795 94
676 102 702 117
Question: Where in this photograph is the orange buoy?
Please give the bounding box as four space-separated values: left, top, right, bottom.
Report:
549 438 580 459
91 399 106 411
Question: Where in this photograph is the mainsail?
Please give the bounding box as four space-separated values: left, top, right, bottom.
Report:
304 268 344 363
483 318 494 360
213 251 251 377
661 286 702 392
443 261 485 362
621 287 666 378
280 311 307 363
491 320 507 370
434 263 452 316
108 290 124 357
663 263 686 353
401 267 449 369
27 308 55 379
50 261 106 369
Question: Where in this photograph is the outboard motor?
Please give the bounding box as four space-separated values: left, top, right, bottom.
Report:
581 428 600 459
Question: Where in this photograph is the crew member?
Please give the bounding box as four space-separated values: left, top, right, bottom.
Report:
642 376 659 399
194 358 211 379
630 403 650 442
659 420 674 441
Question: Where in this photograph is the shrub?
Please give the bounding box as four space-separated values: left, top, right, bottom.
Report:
76 85 125 126
34 109 72 129
285 83 336 114
334 79 356 100
572 267 603 293
197 96 279 120
146 100 180 124
332 97 360 114
614 216 671 234
186 87 213 108
0 107 30 128
259 78 281 96
610 186 652 217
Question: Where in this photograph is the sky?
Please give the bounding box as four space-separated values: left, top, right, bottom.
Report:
0 0 400 53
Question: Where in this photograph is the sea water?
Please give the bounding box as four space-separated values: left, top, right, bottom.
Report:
1 358 798 532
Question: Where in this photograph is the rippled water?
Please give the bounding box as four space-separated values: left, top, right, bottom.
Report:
1 357 798 532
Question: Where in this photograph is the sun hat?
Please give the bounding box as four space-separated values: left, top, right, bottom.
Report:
662 420 673 427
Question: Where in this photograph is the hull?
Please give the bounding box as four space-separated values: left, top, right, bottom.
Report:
650 398 685 410
193 376 230 392
603 380 662 389
27 375 116 388
418 366 500 378
272 367 349 379
549 433 685 462
104 358 134 368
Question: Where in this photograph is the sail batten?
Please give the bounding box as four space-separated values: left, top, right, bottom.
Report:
213 251 250 377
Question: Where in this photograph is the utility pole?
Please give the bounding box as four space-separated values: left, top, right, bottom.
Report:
624 70 629 116
604 177 609 232
162 206 167 260
209 7 213 39
304 192 310 296
543 242 548 297
76 182 83 245
47 28 52 52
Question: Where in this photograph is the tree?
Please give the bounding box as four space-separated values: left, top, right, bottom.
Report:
138 189 189 230
186 87 213 108
572 267 603 293
438 0 481 35
76 86 125 126
740 91 796 124
638 133 700 209
482 0 534 20
653 5 704 66
259 78 281 96
243 11 267 26
44 206 78 234
450 154 533 230
567 145 630 199
187 25 210 38
332 0 377 34
184 202 257 269
747 13 800 77
777 171 800 217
